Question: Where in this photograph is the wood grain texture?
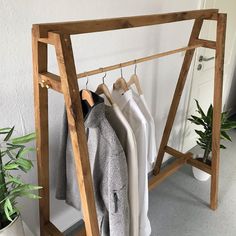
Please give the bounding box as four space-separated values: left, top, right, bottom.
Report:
33 10 226 235
210 13 227 210
164 146 212 174
149 158 186 191
45 222 63 236
35 9 218 37
39 72 62 93
165 146 192 160
45 221 87 236
195 39 216 49
32 25 50 236
39 44 203 95
77 44 203 79
74 224 87 236
187 158 212 175
153 18 204 176
53 32 99 236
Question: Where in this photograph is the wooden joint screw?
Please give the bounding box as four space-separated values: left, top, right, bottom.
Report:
39 80 51 89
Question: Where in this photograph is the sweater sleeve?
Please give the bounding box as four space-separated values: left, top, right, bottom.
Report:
108 151 129 236
56 109 68 200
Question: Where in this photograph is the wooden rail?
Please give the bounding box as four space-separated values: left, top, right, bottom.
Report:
36 9 218 37
39 43 204 90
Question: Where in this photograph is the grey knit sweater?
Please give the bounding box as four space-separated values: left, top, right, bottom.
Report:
56 92 129 236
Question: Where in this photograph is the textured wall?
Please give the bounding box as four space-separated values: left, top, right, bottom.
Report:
0 0 201 234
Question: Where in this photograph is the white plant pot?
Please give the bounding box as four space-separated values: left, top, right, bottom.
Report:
192 166 211 181
0 215 25 236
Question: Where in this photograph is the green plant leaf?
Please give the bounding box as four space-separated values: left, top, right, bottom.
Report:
221 121 236 130
6 150 15 160
196 140 206 149
3 127 15 142
188 115 206 127
10 184 42 195
3 163 19 170
220 144 226 149
221 131 232 142
221 111 229 123
207 104 213 118
16 147 35 159
194 130 207 140
0 128 12 135
19 192 41 200
0 128 11 132
6 176 24 185
16 158 33 172
206 104 213 124
4 198 14 221
12 133 36 145
195 99 207 120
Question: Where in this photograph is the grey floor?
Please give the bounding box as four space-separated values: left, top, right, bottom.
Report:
149 129 236 236
66 129 236 236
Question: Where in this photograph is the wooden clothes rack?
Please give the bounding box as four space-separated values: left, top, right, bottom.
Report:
32 9 226 236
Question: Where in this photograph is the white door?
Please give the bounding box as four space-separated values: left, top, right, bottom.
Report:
182 0 236 152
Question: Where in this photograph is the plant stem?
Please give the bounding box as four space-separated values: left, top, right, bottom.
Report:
203 142 211 163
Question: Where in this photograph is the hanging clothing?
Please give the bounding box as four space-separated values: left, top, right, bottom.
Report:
105 103 139 236
131 89 157 172
112 89 151 236
56 92 129 236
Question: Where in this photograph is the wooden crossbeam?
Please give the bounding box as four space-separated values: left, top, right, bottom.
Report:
165 146 192 159
44 221 86 236
77 44 203 79
149 158 186 191
36 9 218 37
187 158 212 175
165 146 212 175
38 43 204 92
44 222 63 236
195 39 216 49
39 72 62 93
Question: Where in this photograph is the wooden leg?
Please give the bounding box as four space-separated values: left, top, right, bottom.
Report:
153 19 204 175
210 13 227 210
53 32 99 236
32 26 49 236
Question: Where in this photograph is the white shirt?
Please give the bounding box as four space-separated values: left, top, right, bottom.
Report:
105 103 139 236
131 89 157 172
112 89 151 236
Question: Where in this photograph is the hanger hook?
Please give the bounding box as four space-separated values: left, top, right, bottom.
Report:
86 73 89 89
102 71 107 84
120 64 123 78
134 60 137 75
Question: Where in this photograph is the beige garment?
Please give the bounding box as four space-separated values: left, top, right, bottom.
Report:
105 103 139 236
131 89 157 172
112 89 151 236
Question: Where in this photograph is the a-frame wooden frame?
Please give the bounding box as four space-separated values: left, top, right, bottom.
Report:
32 9 226 236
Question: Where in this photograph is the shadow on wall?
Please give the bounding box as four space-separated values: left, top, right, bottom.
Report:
226 64 236 115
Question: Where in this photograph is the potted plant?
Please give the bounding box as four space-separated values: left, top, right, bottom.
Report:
0 127 41 235
188 100 236 181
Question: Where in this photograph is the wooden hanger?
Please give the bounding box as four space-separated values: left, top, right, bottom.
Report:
113 65 129 93
95 72 113 105
127 63 143 95
81 75 94 107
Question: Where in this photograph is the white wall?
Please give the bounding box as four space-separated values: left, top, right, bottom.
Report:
0 0 201 234
226 61 236 114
